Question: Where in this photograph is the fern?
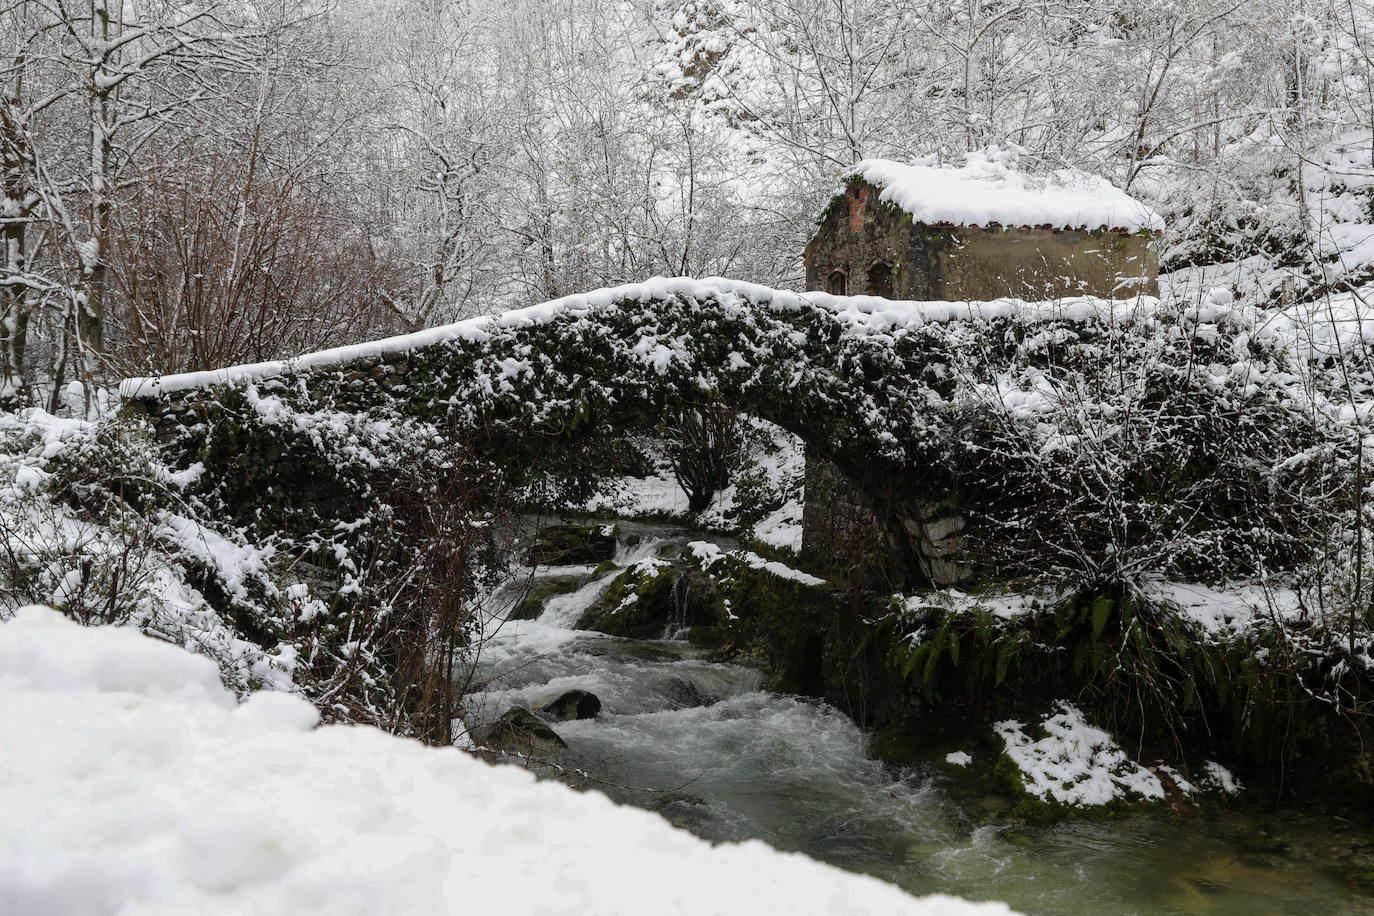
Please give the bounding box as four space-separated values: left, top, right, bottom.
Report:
1090 596 1113 639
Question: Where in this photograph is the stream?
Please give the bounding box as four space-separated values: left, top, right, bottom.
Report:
462 522 1374 916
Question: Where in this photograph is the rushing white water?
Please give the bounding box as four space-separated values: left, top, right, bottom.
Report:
463 527 1374 916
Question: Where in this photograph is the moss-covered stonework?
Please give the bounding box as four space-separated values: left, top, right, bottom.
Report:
125 281 1325 596
697 556 1374 814
800 447 968 587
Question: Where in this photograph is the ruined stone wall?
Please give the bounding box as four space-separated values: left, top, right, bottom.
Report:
800 447 970 588
932 226 1158 299
803 184 936 299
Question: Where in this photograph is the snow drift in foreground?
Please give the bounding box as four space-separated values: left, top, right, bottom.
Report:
0 607 1015 916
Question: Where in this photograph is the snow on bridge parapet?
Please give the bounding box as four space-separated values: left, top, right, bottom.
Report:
112 276 1331 594
119 276 1158 400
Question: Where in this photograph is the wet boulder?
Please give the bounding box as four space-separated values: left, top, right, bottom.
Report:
527 525 617 567
662 676 717 710
538 689 602 721
579 640 683 663
470 707 567 757
645 792 713 832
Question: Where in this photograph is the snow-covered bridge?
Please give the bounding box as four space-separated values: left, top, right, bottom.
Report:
120 277 1169 585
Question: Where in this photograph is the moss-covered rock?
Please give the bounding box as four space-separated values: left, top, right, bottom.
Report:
706 557 838 696
661 676 717 710
470 706 567 757
989 749 1148 824
538 689 602 721
574 559 723 639
867 727 926 766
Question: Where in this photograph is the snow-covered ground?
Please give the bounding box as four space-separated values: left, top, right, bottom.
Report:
1145 581 1305 640
0 606 1016 916
895 587 1063 622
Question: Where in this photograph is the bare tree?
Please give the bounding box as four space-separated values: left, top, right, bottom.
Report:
0 0 280 404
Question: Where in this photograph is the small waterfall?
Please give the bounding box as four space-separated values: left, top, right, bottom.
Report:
664 575 691 640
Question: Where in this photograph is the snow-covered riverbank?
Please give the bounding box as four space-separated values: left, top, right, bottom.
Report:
0 606 1013 916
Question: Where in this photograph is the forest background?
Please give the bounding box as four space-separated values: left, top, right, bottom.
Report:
5 0 1372 407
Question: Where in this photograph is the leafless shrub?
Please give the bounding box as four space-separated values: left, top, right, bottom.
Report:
0 490 159 626
293 436 519 745
662 401 742 514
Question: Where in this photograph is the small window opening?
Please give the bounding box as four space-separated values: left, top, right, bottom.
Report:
866 262 894 298
826 270 847 295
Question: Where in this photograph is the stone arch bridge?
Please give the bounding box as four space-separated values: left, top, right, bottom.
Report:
122 277 1155 587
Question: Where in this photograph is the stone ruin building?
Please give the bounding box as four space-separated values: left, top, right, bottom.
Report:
804 154 1161 301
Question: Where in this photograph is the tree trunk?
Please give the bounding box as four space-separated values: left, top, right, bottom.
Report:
78 0 114 389
1 103 30 404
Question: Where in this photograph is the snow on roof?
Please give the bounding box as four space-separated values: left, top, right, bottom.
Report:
845 149 1164 234
119 276 1160 399
0 606 1019 916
